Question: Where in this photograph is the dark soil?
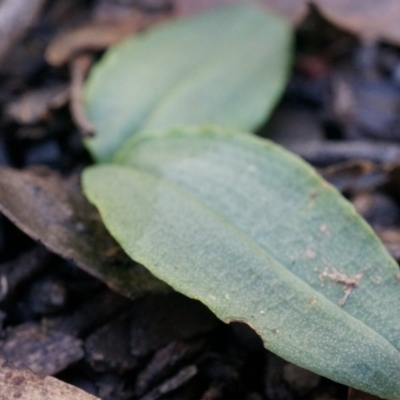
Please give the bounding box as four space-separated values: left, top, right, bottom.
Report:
0 1 399 399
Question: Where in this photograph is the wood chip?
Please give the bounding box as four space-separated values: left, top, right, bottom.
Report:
0 323 83 375
139 365 198 400
0 358 99 400
320 161 385 193
135 340 204 397
288 140 400 166
5 85 70 125
0 247 49 303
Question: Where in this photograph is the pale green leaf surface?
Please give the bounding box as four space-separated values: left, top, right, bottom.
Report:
83 127 400 399
83 3 291 161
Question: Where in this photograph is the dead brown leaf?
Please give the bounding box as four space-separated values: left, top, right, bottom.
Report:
0 167 169 299
46 10 169 67
0 358 99 400
314 0 400 44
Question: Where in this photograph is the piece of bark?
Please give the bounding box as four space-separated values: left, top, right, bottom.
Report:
85 311 137 373
130 293 218 358
135 340 204 397
320 161 386 193
0 358 99 400
0 0 46 66
5 85 70 125
0 322 83 375
0 247 50 303
48 289 130 337
139 365 198 400
0 167 168 299
288 140 400 166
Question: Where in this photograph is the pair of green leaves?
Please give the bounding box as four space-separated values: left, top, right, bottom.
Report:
82 4 400 400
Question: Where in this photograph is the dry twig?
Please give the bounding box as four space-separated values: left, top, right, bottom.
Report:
70 54 95 137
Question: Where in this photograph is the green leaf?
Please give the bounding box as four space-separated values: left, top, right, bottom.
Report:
83 126 400 399
83 3 292 161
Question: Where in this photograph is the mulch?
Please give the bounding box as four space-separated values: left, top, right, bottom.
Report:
0 1 399 399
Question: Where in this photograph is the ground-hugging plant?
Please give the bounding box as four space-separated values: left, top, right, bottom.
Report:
82 4 400 399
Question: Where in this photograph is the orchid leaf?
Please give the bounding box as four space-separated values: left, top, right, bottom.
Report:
84 3 291 161
83 126 400 400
